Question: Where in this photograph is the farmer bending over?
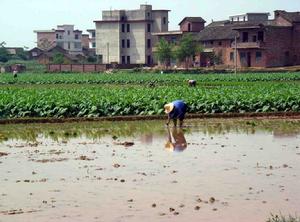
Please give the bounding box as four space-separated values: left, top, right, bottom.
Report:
164 100 187 127
188 79 196 87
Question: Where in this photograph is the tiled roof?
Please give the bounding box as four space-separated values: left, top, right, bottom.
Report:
179 17 206 25
195 25 238 41
207 20 230 27
276 10 300 22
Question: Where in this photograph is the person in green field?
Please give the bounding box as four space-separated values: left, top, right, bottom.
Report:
164 100 187 127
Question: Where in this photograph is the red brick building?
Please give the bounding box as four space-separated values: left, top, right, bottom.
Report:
196 10 300 68
154 11 300 68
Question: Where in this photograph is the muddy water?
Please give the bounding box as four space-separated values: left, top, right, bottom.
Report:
0 119 299 222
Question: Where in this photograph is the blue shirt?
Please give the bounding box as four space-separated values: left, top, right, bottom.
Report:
169 100 187 120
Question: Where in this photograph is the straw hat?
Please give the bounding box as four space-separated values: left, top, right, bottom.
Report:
165 141 174 151
164 103 174 114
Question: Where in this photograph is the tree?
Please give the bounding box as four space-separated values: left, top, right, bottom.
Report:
52 52 64 64
155 38 174 69
175 33 203 69
208 51 223 67
0 41 6 47
0 47 9 63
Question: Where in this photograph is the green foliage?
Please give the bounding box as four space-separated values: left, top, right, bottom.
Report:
52 52 64 64
0 72 300 85
2 60 46 73
267 214 300 222
0 47 9 63
155 38 174 68
87 56 97 63
0 79 299 119
209 51 223 65
174 33 203 68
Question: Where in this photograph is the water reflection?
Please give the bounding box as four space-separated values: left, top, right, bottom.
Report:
165 127 187 152
0 119 300 142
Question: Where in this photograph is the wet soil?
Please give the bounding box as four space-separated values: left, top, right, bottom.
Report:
0 118 299 222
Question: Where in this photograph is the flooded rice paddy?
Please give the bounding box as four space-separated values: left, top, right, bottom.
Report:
0 118 299 222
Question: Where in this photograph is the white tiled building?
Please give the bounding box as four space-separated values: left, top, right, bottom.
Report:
94 4 170 65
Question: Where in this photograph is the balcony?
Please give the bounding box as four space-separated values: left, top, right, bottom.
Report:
231 41 265 49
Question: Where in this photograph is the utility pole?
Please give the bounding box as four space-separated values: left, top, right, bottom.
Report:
234 35 237 74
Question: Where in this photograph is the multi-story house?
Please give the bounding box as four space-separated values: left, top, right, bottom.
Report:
196 10 300 68
34 25 83 55
94 4 169 65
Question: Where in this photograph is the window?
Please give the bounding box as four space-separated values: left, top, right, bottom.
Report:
163 17 167 25
122 39 125 48
210 41 214 45
147 12 151 17
122 56 126 64
92 31 96 38
74 42 81 49
75 34 79 40
188 23 191 32
147 24 151 32
92 42 96 48
256 51 262 61
230 52 234 61
67 30 70 35
56 34 59 39
147 39 151 49
218 41 222 46
122 24 125 32
32 52 38 57
68 42 71 49
242 32 248 42
127 56 130 64
127 39 130 48
252 35 257 42
258 31 264 41
127 24 130 32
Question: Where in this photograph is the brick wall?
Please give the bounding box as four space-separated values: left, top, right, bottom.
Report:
180 21 204 32
265 26 293 67
47 64 109 72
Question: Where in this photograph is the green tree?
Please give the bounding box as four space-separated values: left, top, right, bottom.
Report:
155 38 174 69
0 47 9 63
175 33 203 69
52 52 64 64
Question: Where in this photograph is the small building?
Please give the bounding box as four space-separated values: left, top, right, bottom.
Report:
5 47 24 55
28 45 85 65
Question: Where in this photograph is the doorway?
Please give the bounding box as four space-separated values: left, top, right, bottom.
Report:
247 52 251 67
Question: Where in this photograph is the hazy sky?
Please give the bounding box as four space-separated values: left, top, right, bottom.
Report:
0 0 299 48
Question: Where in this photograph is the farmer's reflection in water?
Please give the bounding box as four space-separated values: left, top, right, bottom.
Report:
165 127 187 152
